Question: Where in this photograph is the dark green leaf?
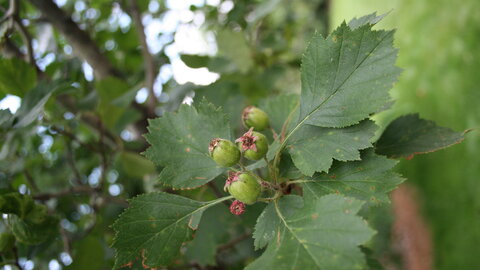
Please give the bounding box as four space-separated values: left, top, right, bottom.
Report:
0 58 37 97
302 149 405 206
11 215 58 245
66 236 105 270
298 21 400 128
13 81 67 128
287 120 377 176
112 192 231 268
144 100 232 188
375 114 467 159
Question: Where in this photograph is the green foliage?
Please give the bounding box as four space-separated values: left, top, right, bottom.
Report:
144 101 232 188
375 114 467 158
0 0 470 268
247 195 374 270
111 13 464 269
112 192 231 268
0 58 37 97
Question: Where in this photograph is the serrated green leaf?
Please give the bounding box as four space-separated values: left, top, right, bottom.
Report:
112 192 231 269
298 21 400 128
301 149 405 206
0 58 37 97
375 114 467 159
348 12 388 29
259 94 299 134
253 196 303 250
144 101 232 188
287 120 377 176
247 195 375 270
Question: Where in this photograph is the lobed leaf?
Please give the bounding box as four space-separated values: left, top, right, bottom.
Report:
144 100 232 189
375 114 467 159
298 21 400 128
287 120 377 176
302 149 405 206
112 192 231 269
248 195 375 270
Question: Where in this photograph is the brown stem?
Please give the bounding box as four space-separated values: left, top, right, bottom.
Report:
217 231 252 253
128 0 157 117
28 0 121 79
23 170 39 193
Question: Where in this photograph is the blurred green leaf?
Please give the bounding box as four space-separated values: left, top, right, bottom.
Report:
119 151 156 179
0 58 37 97
11 215 58 245
217 29 253 73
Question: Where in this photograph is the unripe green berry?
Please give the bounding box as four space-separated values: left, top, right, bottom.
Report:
225 172 261 204
209 138 241 167
236 129 268 161
242 106 270 131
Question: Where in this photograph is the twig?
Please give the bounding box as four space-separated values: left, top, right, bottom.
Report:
23 170 39 193
28 0 121 79
65 140 83 185
217 231 252 253
128 0 157 117
12 247 24 270
59 226 71 255
12 17 36 67
50 125 99 153
207 182 230 207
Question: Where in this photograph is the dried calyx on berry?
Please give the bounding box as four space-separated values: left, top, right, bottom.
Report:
229 200 245 215
235 128 268 161
224 171 261 204
209 138 241 167
242 106 269 131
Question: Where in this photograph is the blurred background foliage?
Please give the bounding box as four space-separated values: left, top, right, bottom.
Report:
0 0 478 269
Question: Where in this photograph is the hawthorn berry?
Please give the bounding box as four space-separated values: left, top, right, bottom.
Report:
209 138 241 167
229 200 246 215
225 171 261 204
242 106 269 131
236 128 268 161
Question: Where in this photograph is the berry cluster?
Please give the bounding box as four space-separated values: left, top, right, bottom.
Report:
208 106 270 215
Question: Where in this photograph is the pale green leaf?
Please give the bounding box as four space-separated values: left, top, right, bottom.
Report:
348 12 388 29
259 94 299 134
217 29 253 73
112 192 231 269
144 101 232 188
